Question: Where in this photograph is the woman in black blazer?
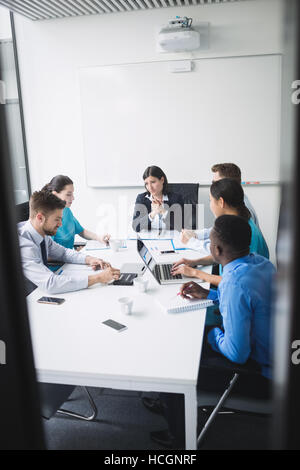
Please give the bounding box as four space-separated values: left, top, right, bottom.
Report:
132 166 184 232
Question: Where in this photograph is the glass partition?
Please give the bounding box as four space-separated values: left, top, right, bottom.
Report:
0 8 30 204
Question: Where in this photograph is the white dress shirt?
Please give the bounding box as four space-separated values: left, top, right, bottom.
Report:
145 194 169 231
18 220 89 294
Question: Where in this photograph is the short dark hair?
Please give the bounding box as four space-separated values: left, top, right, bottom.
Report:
143 166 168 194
211 163 242 183
42 175 73 193
210 178 250 220
30 190 66 218
212 215 251 254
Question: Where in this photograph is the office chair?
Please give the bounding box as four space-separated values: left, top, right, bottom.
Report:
168 183 199 230
39 383 97 421
24 277 98 422
196 357 273 448
16 201 29 223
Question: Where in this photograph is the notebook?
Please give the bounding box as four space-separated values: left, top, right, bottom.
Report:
156 293 214 314
85 240 109 251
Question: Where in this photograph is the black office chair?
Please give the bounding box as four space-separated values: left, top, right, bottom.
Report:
196 357 272 448
39 383 97 421
23 276 98 422
16 201 29 223
168 183 199 230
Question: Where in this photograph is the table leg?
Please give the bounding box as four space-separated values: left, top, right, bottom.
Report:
184 386 198 450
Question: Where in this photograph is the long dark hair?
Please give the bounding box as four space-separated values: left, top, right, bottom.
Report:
42 175 73 193
210 178 250 220
143 166 168 195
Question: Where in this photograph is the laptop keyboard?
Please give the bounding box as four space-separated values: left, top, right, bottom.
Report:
155 264 182 281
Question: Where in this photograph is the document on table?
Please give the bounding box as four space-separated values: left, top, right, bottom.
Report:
144 239 174 253
85 240 110 251
127 230 179 240
56 265 99 276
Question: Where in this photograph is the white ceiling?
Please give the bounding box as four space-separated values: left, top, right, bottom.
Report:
0 0 246 21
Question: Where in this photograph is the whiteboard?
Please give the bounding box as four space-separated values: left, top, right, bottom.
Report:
79 55 281 187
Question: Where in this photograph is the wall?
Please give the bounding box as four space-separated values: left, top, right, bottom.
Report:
12 0 284 262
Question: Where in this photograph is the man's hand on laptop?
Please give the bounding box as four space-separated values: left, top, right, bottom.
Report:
180 281 209 300
98 267 120 283
85 256 111 270
88 267 120 287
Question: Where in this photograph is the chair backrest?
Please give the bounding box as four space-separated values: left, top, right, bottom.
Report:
168 183 199 229
39 383 75 420
24 277 37 297
16 202 37 298
16 201 29 223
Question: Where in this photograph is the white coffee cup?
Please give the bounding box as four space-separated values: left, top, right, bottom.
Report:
119 239 127 249
134 277 148 293
110 239 121 252
118 297 133 315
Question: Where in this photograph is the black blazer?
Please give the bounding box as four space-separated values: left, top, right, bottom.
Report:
132 191 185 232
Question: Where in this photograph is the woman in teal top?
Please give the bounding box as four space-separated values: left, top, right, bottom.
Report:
171 178 269 286
53 206 84 249
43 175 110 249
248 217 269 259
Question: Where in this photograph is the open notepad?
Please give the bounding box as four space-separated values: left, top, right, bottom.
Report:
156 293 214 314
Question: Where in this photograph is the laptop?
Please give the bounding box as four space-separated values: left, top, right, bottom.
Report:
120 263 146 276
137 239 198 285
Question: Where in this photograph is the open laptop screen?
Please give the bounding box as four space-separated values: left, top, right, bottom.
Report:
137 239 160 284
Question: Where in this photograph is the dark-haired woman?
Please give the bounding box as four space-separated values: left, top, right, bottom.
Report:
132 166 184 232
171 178 269 286
43 175 110 249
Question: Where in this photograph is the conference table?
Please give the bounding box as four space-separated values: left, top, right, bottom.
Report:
26 235 211 450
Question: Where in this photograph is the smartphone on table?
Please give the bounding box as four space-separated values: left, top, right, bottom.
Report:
37 296 65 305
102 319 127 332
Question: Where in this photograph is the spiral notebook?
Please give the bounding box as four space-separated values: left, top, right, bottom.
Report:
156 293 214 314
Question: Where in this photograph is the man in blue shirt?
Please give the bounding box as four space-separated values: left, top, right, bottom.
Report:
184 216 274 378
150 214 275 449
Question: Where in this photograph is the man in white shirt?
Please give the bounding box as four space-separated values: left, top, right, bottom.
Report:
18 191 120 294
180 162 260 252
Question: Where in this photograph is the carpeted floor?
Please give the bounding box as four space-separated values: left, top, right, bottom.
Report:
42 386 271 450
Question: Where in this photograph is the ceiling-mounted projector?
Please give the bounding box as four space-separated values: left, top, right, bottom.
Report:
157 16 200 53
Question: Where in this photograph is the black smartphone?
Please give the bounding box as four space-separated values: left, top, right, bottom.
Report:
102 319 127 332
37 296 65 305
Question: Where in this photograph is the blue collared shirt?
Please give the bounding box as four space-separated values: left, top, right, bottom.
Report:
206 254 276 378
18 220 89 294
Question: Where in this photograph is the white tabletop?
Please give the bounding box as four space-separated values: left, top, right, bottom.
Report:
27 240 210 391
